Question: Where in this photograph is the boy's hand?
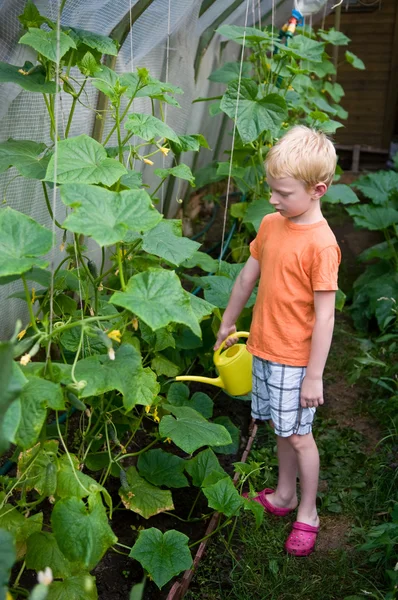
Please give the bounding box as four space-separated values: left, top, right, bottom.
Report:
300 376 324 408
214 324 237 351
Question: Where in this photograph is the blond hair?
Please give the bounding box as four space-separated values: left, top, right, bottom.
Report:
265 125 337 188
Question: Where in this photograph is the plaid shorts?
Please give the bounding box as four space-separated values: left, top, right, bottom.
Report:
251 356 316 437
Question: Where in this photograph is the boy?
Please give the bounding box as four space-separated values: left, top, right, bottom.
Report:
214 125 341 556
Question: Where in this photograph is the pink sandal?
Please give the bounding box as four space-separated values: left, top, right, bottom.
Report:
285 521 320 556
242 488 294 517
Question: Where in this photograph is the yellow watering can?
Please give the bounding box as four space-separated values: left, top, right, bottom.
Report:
176 331 252 396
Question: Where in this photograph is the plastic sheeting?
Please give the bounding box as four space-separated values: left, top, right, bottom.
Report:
0 0 332 336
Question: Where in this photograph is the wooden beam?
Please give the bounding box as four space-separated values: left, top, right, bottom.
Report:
381 0 398 149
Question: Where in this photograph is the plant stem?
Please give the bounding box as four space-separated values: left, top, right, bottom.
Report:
65 79 88 138
46 312 124 338
116 244 126 290
103 95 135 146
151 178 166 198
13 561 26 589
75 234 98 313
42 93 58 139
21 275 40 334
42 181 63 228
187 489 202 521
114 437 159 462
100 247 106 280
188 517 232 548
55 411 91 495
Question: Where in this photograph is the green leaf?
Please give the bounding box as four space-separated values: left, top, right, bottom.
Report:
159 405 232 454
67 27 118 56
72 344 146 412
18 2 47 28
323 82 344 103
0 61 57 93
110 269 201 337
212 417 239 455
359 240 398 263
77 51 100 77
45 135 127 186
120 170 143 189
203 476 243 517
15 377 64 450
0 505 42 559
19 28 76 62
0 529 15 595
124 114 179 143
345 51 365 70
282 35 324 62
323 184 359 205
154 164 195 186
17 440 59 494
119 466 174 519
319 28 350 46
26 532 74 579
352 171 398 205
317 119 344 135
0 343 27 452
47 574 98 600
242 497 264 528
0 139 50 179
151 353 180 377
166 384 214 418
243 198 275 231
209 61 252 83
134 367 160 407
335 289 346 312
216 25 272 46
188 294 217 322
51 494 117 571
0 208 53 278
90 65 119 101
200 275 256 309
346 205 398 231
185 448 226 487
129 583 145 600
220 80 287 143
56 455 105 500
169 134 209 154
181 251 218 272
61 184 161 246
130 528 192 589
137 449 188 488
142 220 200 266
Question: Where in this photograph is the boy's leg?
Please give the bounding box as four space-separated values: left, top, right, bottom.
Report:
266 434 298 509
288 432 320 527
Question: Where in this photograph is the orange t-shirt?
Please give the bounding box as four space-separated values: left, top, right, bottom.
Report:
247 212 341 366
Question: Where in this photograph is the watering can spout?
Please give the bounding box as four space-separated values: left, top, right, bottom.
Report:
175 375 225 389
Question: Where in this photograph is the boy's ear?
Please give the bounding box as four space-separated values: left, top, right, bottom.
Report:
312 182 328 200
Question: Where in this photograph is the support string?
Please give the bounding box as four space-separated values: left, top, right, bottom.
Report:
218 0 250 266
160 0 172 215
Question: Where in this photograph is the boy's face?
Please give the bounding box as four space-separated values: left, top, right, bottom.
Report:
267 175 326 222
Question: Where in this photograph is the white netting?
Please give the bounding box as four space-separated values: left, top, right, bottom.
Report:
0 0 330 336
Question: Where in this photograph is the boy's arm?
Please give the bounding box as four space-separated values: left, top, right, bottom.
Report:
214 256 260 350
300 290 336 408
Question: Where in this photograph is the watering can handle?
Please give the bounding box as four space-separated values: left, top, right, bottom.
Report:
214 331 250 361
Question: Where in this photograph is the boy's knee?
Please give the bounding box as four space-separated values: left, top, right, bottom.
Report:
286 432 313 451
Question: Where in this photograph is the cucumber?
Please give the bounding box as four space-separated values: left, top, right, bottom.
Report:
67 391 87 411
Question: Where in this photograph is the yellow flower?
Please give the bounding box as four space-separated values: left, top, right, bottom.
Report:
288 86 294 91
107 330 122 343
143 158 154 166
131 317 139 331
145 405 151 413
164 437 172 444
60 242 65 252
159 147 170 156
17 329 27 340
153 407 160 423
31 288 36 303
20 353 31 366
